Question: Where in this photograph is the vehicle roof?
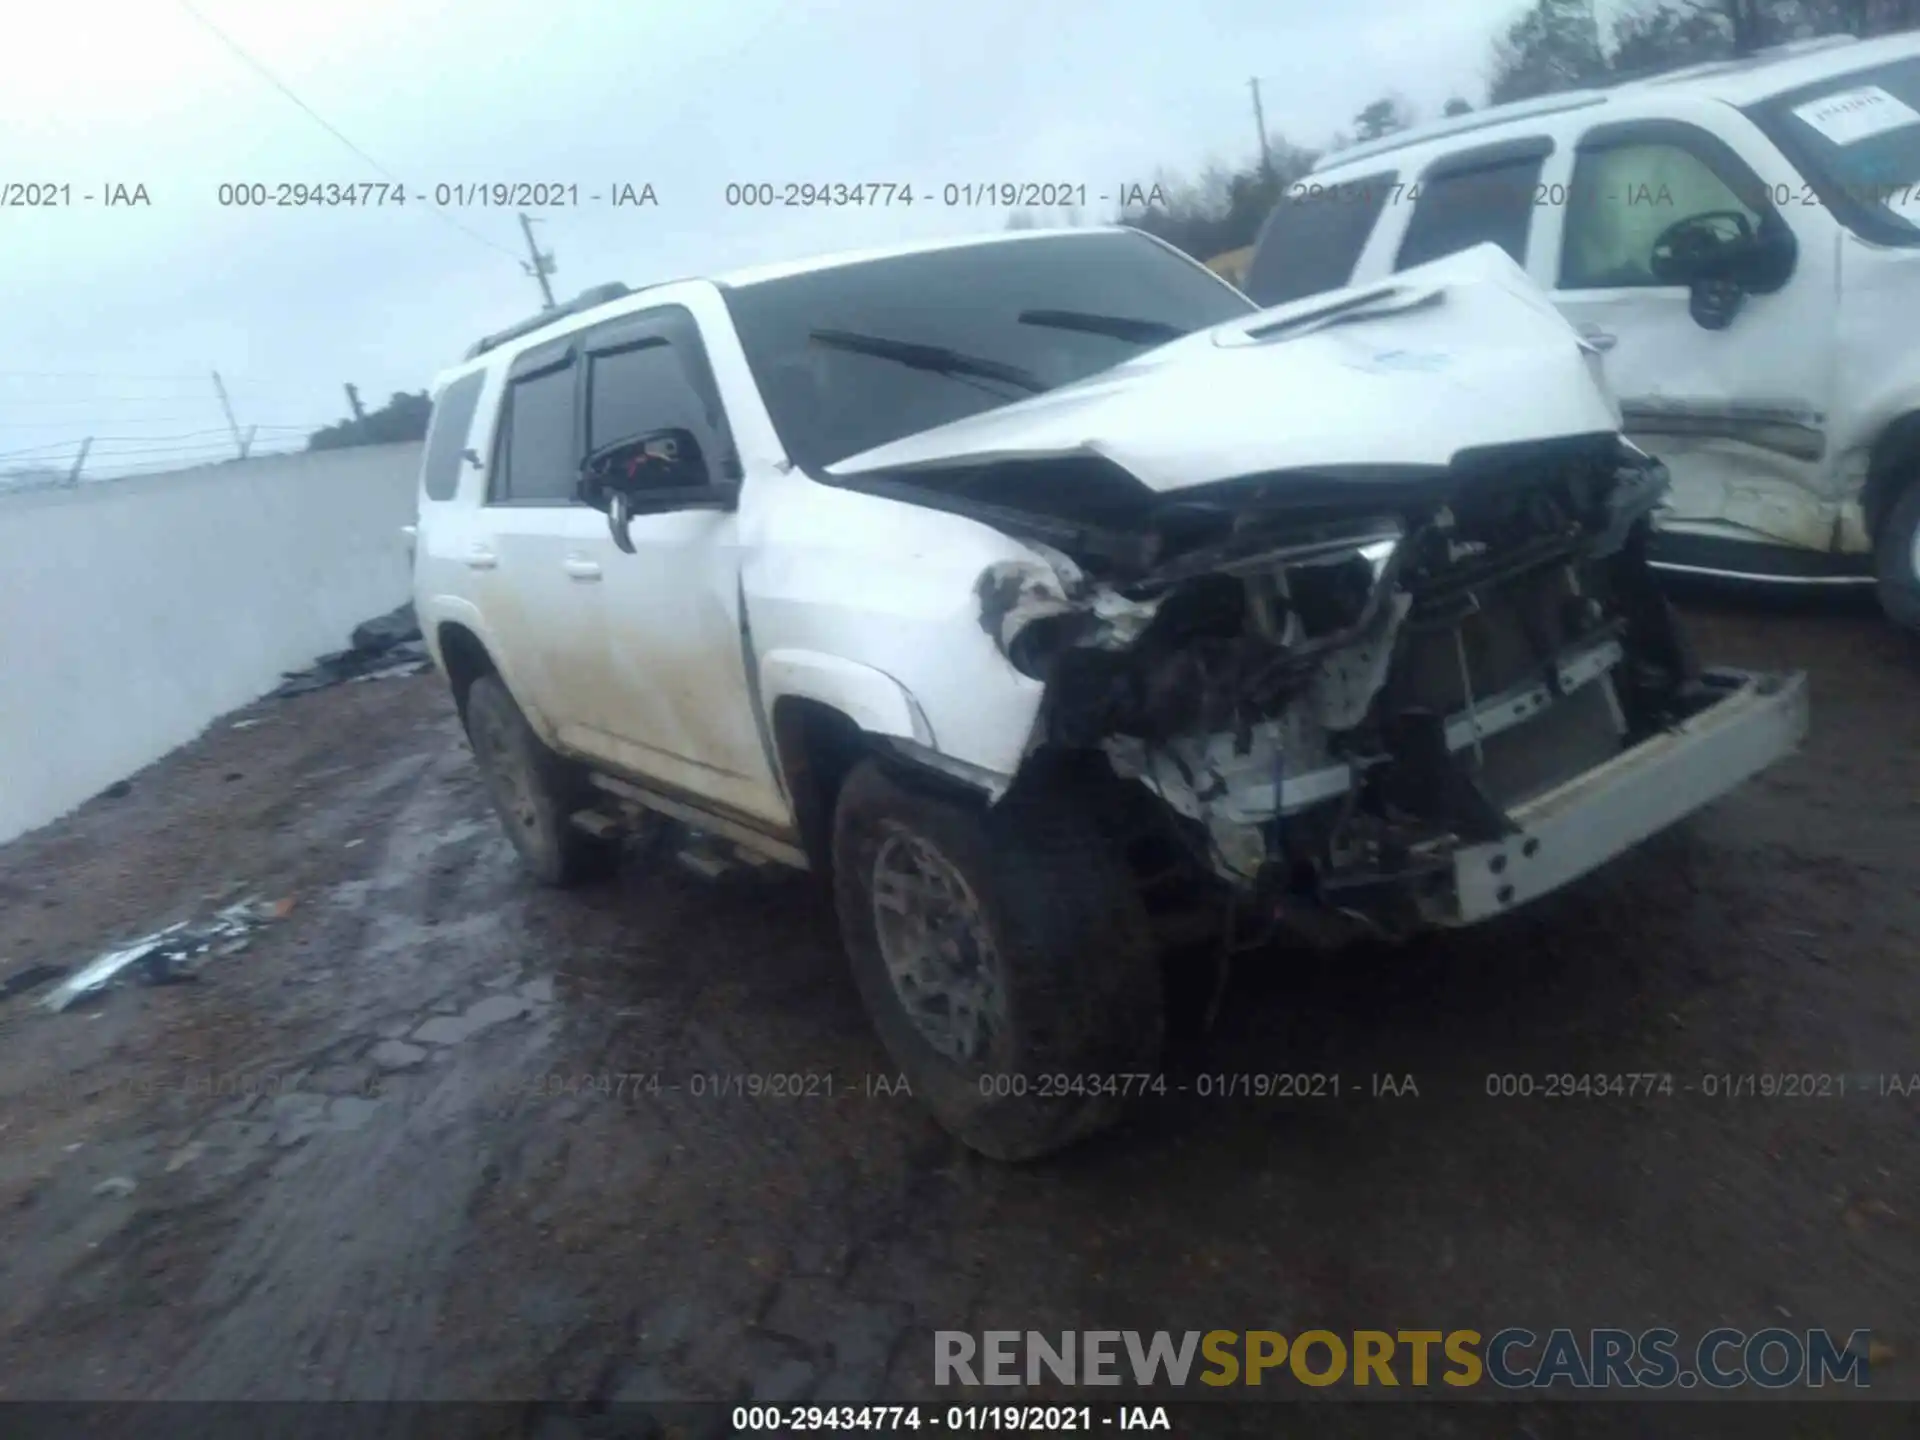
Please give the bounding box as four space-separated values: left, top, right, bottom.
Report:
710 224 1135 287
1312 30 1920 176
432 226 1139 391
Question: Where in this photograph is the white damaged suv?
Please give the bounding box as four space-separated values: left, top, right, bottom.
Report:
412 228 1808 1158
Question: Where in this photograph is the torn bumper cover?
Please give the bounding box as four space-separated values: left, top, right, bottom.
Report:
1005 515 1807 931
959 440 1805 934
1445 669 1806 924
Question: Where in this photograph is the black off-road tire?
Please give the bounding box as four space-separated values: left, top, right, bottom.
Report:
464 674 619 887
831 757 1164 1161
1874 479 1920 633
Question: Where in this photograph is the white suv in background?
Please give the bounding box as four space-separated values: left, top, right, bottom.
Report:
1245 33 1920 627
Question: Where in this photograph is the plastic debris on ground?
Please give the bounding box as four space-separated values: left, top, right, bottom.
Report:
269 601 429 699
39 897 291 1013
1 963 69 1001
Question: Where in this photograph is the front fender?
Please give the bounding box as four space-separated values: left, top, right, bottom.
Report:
758 649 935 746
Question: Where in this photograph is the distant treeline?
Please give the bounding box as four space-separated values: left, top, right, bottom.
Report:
306 390 432 451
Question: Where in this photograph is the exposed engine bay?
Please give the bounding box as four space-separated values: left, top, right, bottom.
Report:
972 434 1697 934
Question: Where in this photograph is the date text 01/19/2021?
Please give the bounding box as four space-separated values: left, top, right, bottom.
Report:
719 182 1170 209
731 1404 1172 1431
211 182 660 208
1482 1072 1920 1098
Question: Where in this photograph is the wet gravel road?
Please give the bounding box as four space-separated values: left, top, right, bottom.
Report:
0 594 1916 1436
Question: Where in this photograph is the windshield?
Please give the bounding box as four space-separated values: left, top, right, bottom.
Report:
1746 55 1920 246
721 230 1254 471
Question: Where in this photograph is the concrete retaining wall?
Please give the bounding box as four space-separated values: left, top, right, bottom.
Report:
0 442 424 843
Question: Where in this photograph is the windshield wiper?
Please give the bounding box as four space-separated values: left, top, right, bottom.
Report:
808 328 1047 393
1016 309 1190 346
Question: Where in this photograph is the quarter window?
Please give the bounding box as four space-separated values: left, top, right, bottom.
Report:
1396 152 1546 270
421 370 485 502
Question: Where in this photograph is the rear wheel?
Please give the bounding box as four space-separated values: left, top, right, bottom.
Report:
831 758 1164 1160
1874 479 1920 632
464 675 619 886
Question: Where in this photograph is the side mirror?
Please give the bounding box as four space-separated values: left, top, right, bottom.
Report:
579 428 737 553
1649 209 1795 332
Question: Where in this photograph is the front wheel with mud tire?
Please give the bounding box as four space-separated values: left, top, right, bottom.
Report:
1874 479 1920 633
831 757 1164 1161
464 674 619 887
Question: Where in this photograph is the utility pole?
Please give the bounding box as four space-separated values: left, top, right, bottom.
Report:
344 382 367 423
1249 77 1275 185
211 371 253 458
517 211 557 310
66 437 91 486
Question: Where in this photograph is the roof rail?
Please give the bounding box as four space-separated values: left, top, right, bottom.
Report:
465 281 633 360
1313 90 1610 171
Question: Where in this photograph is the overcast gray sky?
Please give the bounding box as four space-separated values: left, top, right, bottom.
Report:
1 0 1538 476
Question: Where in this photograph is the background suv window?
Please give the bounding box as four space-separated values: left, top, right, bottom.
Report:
1244 172 1397 306
493 362 580 504
1395 151 1546 270
1560 141 1760 289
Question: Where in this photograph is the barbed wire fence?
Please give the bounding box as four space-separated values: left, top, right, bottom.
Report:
0 370 358 492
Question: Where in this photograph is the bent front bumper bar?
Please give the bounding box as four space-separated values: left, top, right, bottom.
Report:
1441 668 1809 925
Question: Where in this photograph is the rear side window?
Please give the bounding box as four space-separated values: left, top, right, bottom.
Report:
1244 172 1397 306
1396 148 1548 270
420 371 485 502
492 360 580 504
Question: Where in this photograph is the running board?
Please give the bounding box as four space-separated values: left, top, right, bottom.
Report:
586 772 811 871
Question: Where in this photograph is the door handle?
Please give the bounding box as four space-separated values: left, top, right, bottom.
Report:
465 546 498 570
563 556 603 581
1578 325 1618 352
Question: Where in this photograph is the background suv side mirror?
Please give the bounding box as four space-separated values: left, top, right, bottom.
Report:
1649 210 1797 332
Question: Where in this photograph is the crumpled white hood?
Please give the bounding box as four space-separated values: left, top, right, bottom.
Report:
827 244 1624 493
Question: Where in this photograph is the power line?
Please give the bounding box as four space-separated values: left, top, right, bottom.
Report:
0 427 331 461
173 0 525 265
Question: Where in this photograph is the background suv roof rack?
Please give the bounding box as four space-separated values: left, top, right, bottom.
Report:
465 281 633 360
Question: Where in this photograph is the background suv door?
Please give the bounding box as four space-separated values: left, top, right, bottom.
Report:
472 336 614 752
1544 117 1842 567
573 306 787 828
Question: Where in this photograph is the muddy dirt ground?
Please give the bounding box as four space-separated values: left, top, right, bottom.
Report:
0 593 1916 1437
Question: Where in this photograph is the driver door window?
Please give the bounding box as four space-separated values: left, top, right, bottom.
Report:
1560 141 1760 289
582 309 736 494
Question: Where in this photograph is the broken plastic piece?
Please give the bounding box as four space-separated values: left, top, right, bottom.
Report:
40 899 284 1013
